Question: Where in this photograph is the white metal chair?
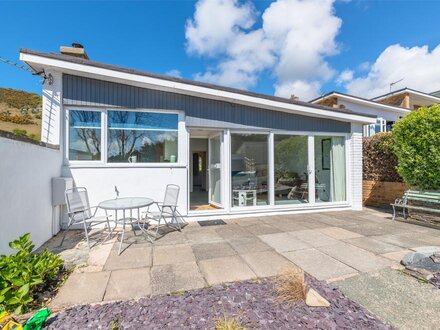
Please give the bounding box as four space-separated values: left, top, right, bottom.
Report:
143 184 184 241
61 187 112 249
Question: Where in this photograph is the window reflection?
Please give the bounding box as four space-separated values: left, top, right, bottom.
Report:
69 110 101 161
107 111 178 163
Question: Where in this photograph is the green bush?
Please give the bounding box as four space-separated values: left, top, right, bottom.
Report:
0 234 63 314
363 132 401 182
12 129 27 137
393 105 440 190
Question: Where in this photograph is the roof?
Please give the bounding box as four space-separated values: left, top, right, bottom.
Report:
371 87 440 102
19 48 376 123
309 91 410 114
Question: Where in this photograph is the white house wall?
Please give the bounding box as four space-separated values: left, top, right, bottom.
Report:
338 100 402 122
349 123 363 210
62 167 188 218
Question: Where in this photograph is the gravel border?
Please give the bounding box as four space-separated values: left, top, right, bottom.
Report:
44 275 391 329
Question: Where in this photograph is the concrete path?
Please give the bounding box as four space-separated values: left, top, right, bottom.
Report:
46 208 440 314
335 268 440 330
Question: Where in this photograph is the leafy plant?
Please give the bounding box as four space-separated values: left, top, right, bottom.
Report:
0 234 63 315
392 105 440 190
12 129 27 137
363 132 401 182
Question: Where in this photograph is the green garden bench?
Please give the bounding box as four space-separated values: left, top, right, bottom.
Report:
391 190 440 220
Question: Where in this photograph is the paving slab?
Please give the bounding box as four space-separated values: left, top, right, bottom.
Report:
344 223 407 237
243 223 282 235
215 225 254 239
152 229 188 246
241 250 293 277
227 217 263 227
282 248 358 281
406 232 440 246
318 242 392 273
318 227 364 240
191 241 236 260
289 229 340 247
104 268 151 301
381 250 412 262
295 219 330 229
184 228 224 244
51 271 110 308
258 232 310 252
151 261 205 295
335 268 440 330
371 233 428 249
344 236 405 254
153 244 196 265
104 244 152 270
228 236 272 254
269 220 310 232
198 256 256 285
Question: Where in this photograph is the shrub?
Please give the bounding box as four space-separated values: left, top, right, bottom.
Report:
0 234 63 314
393 105 440 190
12 129 27 137
363 132 401 182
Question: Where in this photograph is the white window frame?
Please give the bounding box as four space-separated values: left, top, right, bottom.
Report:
64 106 185 168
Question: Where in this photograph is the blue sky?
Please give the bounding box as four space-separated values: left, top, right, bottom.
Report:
1 0 440 100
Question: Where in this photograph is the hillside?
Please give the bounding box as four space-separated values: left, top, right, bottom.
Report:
0 87 42 140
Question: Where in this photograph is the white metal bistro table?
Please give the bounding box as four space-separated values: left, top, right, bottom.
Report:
98 197 154 255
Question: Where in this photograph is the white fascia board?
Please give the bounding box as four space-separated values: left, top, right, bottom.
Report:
20 52 376 124
313 92 410 115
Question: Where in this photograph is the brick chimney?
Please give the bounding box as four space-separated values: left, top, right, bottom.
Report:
60 43 89 60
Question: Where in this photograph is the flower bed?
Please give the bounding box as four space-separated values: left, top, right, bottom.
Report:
44 275 391 329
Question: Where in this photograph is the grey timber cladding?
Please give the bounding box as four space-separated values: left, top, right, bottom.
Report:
63 75 350 133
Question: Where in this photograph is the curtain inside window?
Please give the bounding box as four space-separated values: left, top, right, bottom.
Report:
330 137 346 201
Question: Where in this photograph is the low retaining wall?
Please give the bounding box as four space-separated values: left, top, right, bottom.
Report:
362 180 408 208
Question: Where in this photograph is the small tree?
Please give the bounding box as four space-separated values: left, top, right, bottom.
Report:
392 105 440 190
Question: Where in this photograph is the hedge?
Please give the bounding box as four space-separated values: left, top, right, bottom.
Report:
392 105 440 190
363 132 402 182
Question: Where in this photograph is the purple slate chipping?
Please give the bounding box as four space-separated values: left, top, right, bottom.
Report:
44 276 391 330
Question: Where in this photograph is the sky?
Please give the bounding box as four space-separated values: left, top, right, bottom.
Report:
1 0 440 101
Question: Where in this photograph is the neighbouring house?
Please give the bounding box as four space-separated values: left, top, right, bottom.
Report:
310 92 410 137
372 87 440 110
18 46 375 225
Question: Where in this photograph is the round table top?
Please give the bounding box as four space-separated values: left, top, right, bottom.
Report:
98 197 154 210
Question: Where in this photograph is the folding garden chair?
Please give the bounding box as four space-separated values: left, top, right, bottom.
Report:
61 187 112 249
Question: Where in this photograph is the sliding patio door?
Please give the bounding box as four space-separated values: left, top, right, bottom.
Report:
208 134 222 207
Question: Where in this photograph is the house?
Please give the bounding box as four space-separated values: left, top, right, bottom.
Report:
372 87 440 110
19 46 375 220
310 92 410 137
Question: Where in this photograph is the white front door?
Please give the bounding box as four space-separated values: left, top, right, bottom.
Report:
208 133 222 207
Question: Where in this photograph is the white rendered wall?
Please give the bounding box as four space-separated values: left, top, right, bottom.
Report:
41 71 62 145
62 167 188 219
349 123 363 210
338 100 403 122
0 136 62 254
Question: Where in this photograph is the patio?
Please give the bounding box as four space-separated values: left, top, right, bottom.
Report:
41 208 440 328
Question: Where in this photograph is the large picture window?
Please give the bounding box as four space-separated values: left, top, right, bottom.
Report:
231 133 268 207
107 111 178 163
68 110 101 161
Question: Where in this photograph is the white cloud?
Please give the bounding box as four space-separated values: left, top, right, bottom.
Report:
185 0 342 100
185 0 256 56
336 69 353 85
344 44 440 98
165 69 182 78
